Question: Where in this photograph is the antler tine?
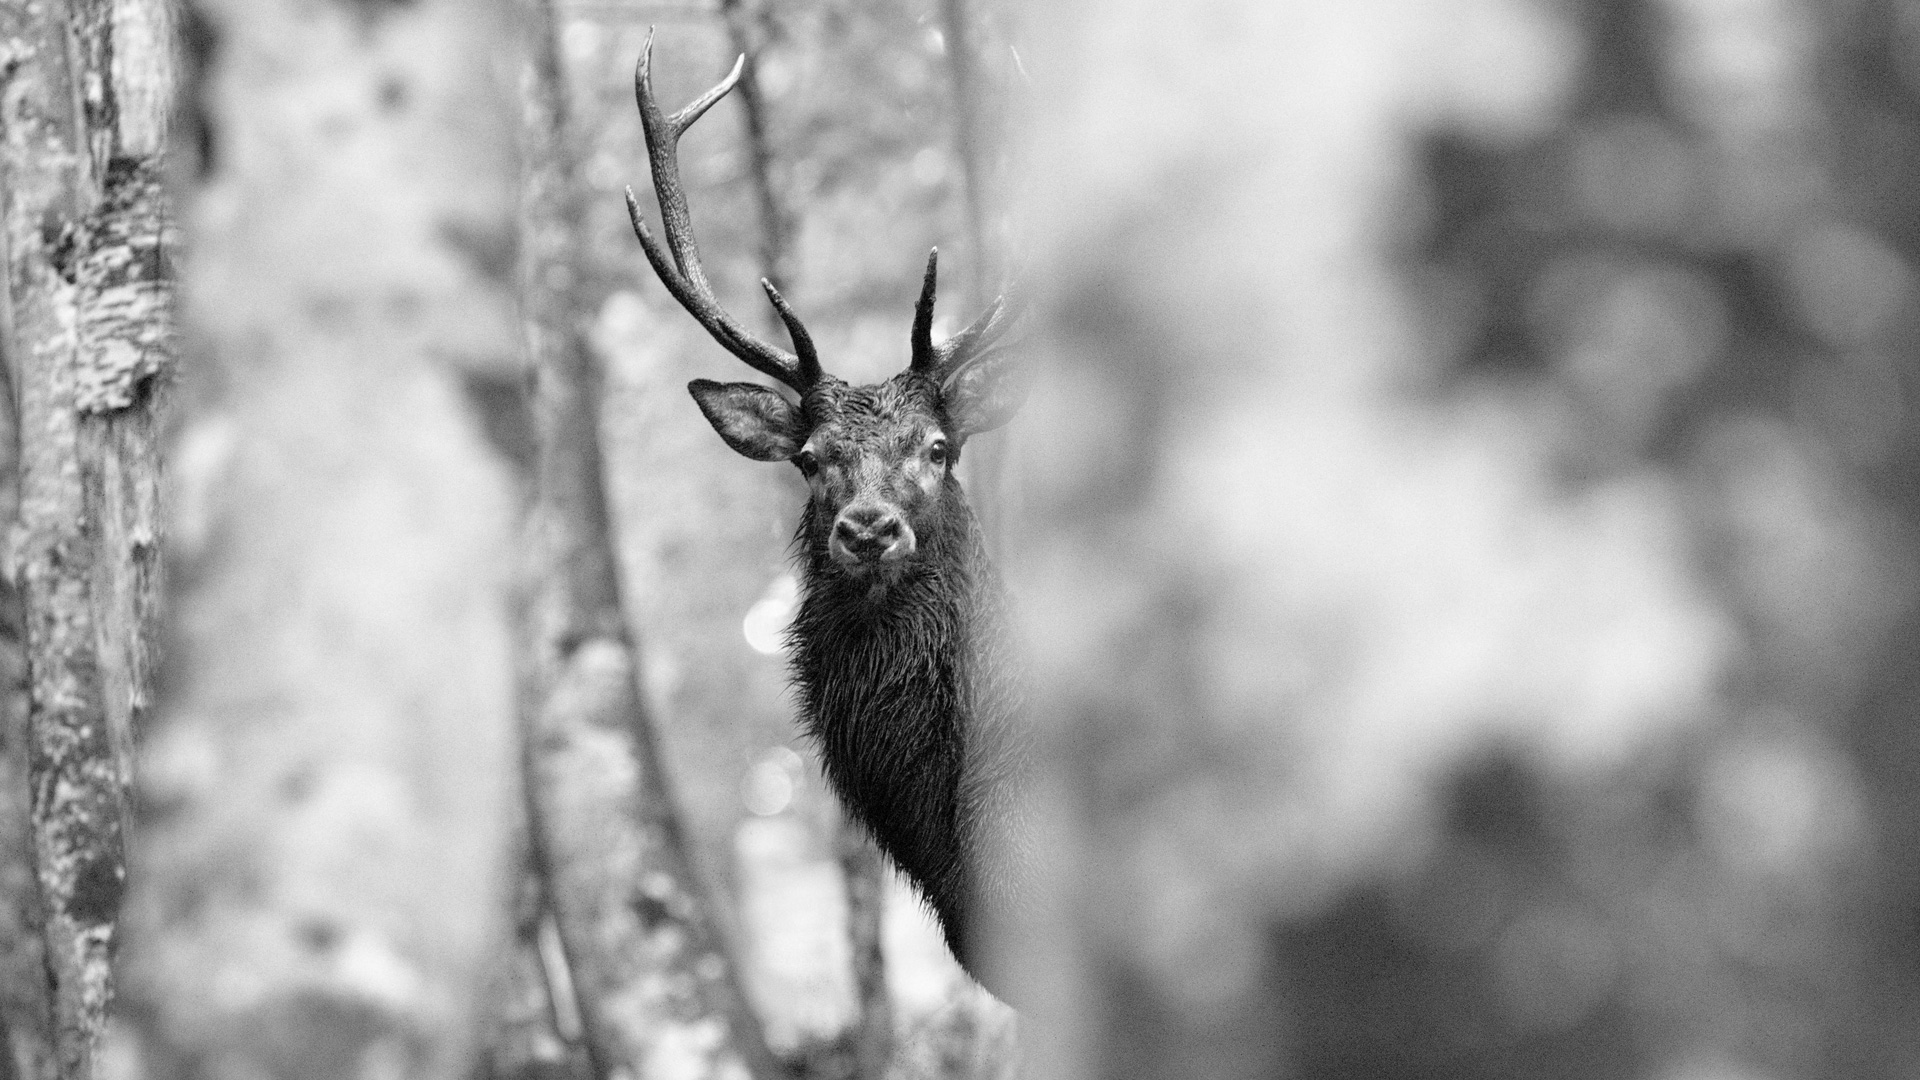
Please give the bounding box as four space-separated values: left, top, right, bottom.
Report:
910 248 1021 384
910 248 940 376
630 30 818 393
934 290 1022 383
762 278 821 386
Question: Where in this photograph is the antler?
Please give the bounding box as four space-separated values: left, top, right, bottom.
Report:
909 248 1021 385
626 31 821 394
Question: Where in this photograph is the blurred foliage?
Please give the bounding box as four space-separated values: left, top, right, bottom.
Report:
996 0 1920 1075
1259 0 1920 1076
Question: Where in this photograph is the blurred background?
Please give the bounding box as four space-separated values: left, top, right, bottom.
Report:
4 0 1920 1078
1009 0 1920 1077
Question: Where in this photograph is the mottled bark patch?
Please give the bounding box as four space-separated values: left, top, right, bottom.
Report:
71 158 174 414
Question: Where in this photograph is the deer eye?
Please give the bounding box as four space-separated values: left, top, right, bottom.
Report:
928 440 950 467
793 449 819 477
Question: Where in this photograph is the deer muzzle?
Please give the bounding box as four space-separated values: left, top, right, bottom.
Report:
830 503 916 565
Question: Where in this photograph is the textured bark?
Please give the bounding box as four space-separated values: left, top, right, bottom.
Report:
0 588 45 1080
0 10 71 1071
476 855 588 1080
0 2 149 1077
114 0 523 1077
103 0 169 160
517 4 782 1079
73 153 170 879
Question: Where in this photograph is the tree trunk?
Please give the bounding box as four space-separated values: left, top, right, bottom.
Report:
112 0 524 1077
0 2 105 1070
834 819 890 1080
0 13 72 1078
0 586 45 1080
0 0 170 1074
516 4 783 1079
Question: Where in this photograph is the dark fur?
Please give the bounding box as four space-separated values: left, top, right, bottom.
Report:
726 370 1027 985
629 34 1028 993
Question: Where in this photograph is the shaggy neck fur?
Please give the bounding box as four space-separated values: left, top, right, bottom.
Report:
785 483 1023 972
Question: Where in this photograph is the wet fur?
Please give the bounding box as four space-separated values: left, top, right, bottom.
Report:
782 373 1027 981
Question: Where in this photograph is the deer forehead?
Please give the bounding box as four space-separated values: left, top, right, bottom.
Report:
804 381 946 459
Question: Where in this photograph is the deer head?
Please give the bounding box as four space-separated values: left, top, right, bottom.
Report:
625 34 1025 586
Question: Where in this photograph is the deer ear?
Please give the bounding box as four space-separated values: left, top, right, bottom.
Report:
942 348 1030 437
688 379 804 461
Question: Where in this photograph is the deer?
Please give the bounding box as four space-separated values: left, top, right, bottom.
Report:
624 34 1031 995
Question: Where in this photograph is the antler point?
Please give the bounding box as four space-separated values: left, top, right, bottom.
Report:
630 34 819 395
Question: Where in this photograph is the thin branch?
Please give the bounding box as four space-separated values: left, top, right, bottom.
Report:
939 0 989 303
938 0 1013 556
717 0 790 295
838 820 892 1080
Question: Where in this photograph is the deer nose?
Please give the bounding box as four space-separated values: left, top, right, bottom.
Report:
831 504 914 564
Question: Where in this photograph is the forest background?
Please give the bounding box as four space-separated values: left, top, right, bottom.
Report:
4 1 1920 1080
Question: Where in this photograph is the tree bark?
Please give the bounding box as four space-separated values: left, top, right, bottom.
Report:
72 10 172 868
113 0 524 1077
0 592 46 1080
834 818 890 1080
0 0 166 1075
477 853 588 1080
0 13 74 1078
517 4 783 1079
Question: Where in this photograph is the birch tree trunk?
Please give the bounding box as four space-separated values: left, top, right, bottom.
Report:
113 0 523 1077
0 0 172 1075
0 10 81 1077
517 5 782 1079
0 5 110 1073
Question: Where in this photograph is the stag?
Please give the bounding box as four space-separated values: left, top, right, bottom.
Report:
625 36 1030 989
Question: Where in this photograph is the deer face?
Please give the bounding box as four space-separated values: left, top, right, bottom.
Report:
796 376 949 571
689 364 1023 582
627 34 1024 583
